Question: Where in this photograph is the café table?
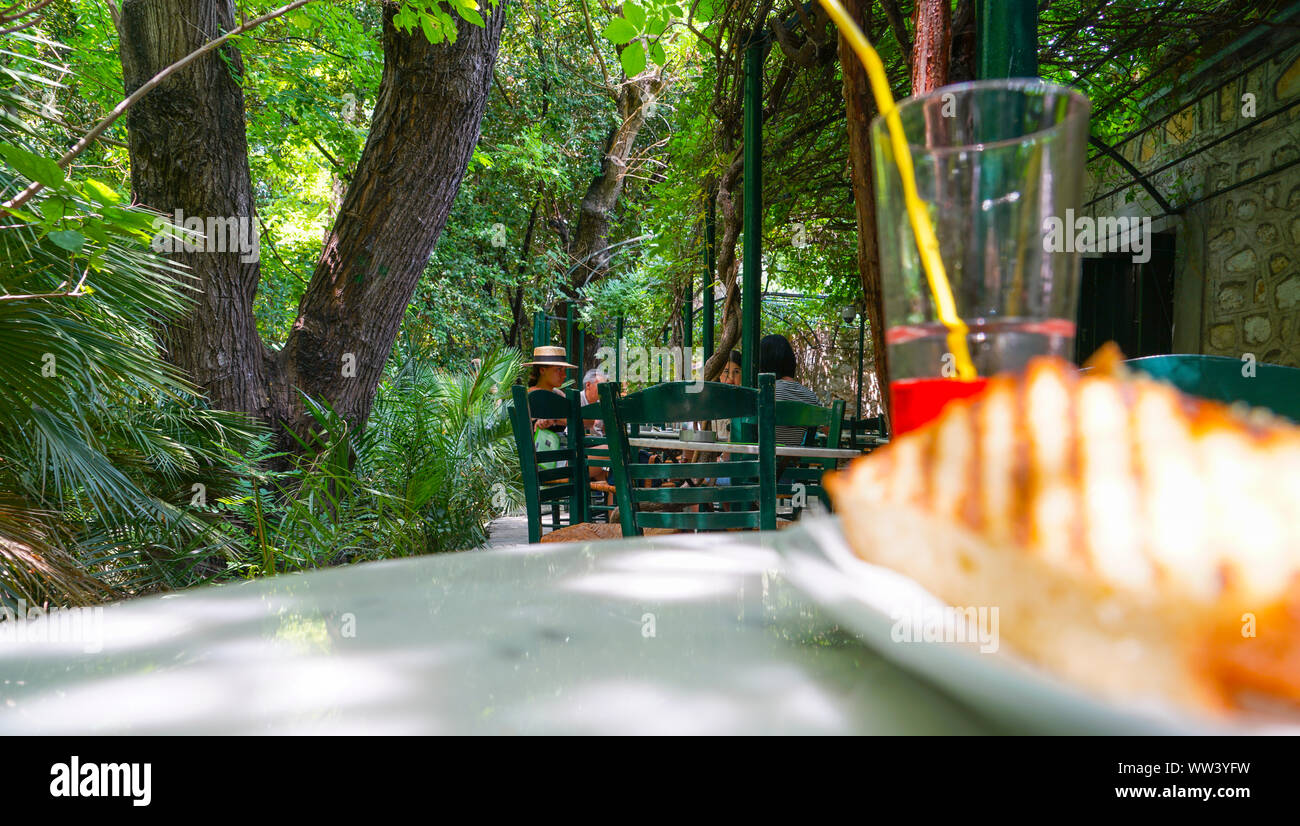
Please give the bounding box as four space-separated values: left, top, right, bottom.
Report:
0 526 1003 734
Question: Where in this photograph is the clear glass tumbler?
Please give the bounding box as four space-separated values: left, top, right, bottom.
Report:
871 79 1091 435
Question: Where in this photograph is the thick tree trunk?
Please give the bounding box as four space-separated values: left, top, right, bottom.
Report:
121 0 508 447
120 0 268 418
838 0 890 419
275 3 508 438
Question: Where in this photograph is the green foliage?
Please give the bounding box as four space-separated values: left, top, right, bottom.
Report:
0 13 524 609
393 0 498 43
0 27 264 606
366 345 525 552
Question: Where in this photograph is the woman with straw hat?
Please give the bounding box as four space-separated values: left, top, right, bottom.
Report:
524 345 577 432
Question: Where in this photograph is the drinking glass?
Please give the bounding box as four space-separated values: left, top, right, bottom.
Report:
871 79 1091 435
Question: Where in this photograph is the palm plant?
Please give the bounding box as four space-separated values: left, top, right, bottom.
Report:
367 341 524 552
1 25 262 606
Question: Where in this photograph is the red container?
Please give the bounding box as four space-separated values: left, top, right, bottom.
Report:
889 376 990 436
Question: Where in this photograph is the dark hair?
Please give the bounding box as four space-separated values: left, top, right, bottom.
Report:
759 334 797 379
728 350 742 366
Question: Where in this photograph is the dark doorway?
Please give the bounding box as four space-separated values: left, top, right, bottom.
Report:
1075 231 1176 364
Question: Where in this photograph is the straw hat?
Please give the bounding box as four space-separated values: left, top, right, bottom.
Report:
523 345 578 369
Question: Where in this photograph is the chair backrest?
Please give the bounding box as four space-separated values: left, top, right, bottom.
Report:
777 397 845 513
842 413 888 447
1125 354 1300 423
599 375 777 536
740 397 846 512
508 385 587 543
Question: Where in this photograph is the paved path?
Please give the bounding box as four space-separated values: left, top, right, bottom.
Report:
485 514 530 549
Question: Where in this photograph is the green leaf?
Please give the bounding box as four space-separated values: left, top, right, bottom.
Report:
46 230 85 252
37 195 69 223
624 2 646 29
694 0 713 22
602 17 638 45
455 5 485 26
82 178 121 205
420 15 440 44
620 41 647 77
649 40 667 66
0 143 65 188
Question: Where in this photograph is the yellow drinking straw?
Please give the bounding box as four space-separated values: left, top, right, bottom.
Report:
818 0 976 380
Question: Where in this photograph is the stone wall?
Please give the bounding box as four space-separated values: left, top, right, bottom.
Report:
1082 24 1300 366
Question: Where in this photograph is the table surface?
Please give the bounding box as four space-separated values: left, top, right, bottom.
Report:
0 529 1001 734
627 437 866 460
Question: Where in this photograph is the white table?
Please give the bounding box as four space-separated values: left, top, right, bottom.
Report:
0 527 1000 734
628 437 866 461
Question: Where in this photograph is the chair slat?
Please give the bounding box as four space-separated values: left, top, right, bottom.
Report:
635 509 762 530
628 461 760 480
633 484 760 504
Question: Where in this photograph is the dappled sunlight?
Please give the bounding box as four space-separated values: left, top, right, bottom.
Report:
561 570 739 603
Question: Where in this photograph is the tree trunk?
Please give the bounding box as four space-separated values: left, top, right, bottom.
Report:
911 0 952 94
566 82 655 291
121 0 508 447
556 72 665 374
702 153 743 382
837 0 890 419
120 0 268 418
275 3 507 438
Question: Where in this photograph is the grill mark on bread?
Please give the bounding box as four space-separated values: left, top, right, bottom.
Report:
1012 364 1032 549
919 410 939 511
966 390 983 530
1063 366 1086 567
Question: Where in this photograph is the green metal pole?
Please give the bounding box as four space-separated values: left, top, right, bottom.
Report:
615 316 623 383
532 310 547 348
683 273 693 351
976 0 1038 79
741 39 765 388
702 194 716 365
566 304 577 387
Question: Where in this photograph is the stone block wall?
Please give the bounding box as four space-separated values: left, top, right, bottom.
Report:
1083 27 1300 366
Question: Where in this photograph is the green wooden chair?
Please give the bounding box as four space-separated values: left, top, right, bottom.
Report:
736 397 846 516
842 413 888 448
778 398 845 516
508 384 590 543
598 374 778 536
1125 354 1300 423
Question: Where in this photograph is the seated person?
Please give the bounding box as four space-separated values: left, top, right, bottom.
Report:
579 368 611 483
580 368 608 435
761 334 819 446
524 346 576 432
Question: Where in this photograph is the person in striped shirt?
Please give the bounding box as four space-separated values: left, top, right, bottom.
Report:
760 334 819 446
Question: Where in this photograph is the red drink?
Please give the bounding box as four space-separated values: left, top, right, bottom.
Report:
889 377 990 436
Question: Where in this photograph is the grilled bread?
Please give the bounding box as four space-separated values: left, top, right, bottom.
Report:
826 344 1300 714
